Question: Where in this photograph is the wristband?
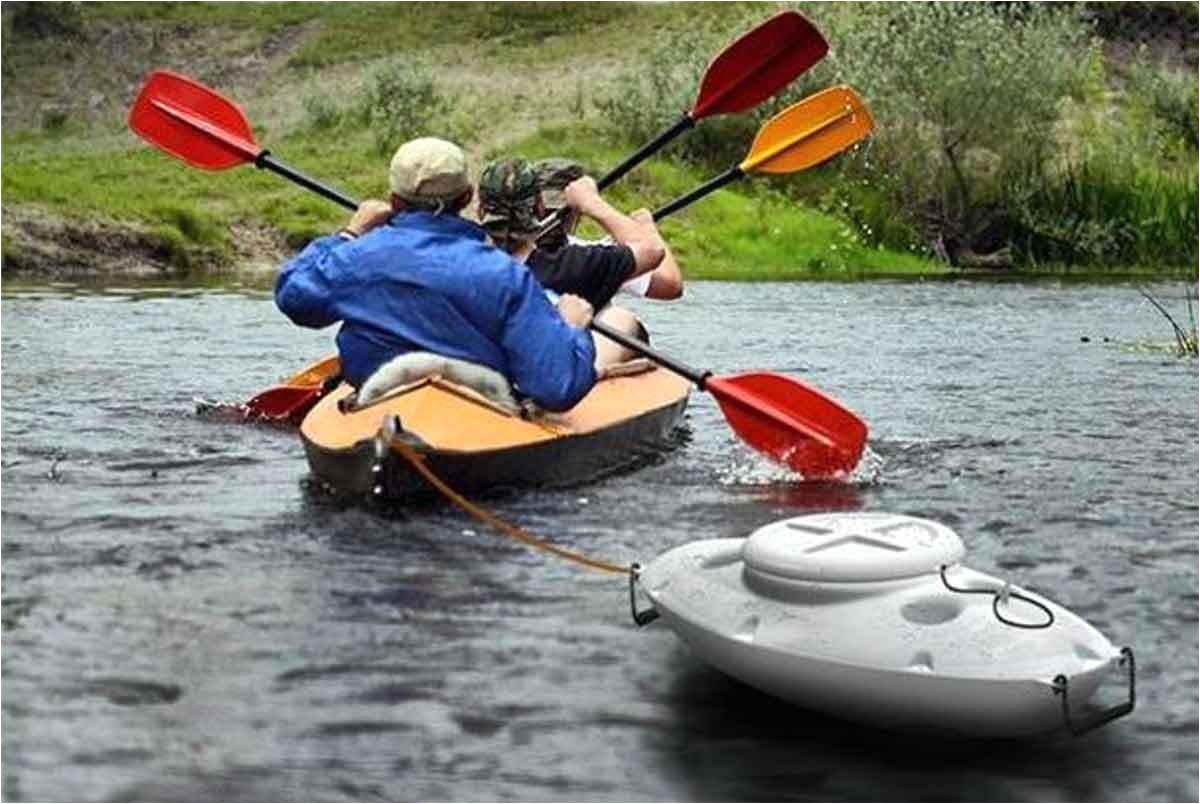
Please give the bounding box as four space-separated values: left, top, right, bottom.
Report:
336 228 358 241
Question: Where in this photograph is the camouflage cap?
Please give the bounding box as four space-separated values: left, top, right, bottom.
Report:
533 158 585 210
389 137 470 204
478 157 541 235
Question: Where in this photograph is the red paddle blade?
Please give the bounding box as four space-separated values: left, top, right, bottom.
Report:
706 372 867 478
243 385 324 424
691 11 828 119
128 70 261 170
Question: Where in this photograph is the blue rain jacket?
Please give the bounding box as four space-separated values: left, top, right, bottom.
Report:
275 211 596 411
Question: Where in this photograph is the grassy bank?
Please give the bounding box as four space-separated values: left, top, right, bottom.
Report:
1 2 1194 280
1 117 943 281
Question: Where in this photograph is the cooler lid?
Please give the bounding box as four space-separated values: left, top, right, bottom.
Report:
743 512 965 583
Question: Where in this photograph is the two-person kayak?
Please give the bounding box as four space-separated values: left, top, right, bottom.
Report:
298 353 690 499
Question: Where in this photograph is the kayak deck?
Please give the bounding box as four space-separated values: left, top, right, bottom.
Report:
300 365 691 498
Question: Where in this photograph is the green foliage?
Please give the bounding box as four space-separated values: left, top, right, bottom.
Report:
150 204 224 247
40 107 71 134
595 7 830 171
502 126 943 280
1014 157 1199 267
1125 58 1199 153
2 1 1194 277
353 61 452 155
829 3 1094 244
302 91 344 132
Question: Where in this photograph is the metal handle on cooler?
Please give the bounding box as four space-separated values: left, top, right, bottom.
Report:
629 564 660 627
1053 646 1136 736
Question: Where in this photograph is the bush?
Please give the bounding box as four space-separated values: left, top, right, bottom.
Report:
1125 57 1199 154
827 2 1095 259
594 10 810 171
302 91 344 132
595 4 1098 262
40 106 71 133
354 61 451 155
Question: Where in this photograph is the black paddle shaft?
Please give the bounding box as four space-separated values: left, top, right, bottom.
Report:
597 115 696 191
652 166 744 221
591 319 710 389
248 148 712 390
536 114 698 236
256 152 358 211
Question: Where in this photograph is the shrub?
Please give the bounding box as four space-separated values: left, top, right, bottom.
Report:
1125 57 1199 154
826 2 1095 260
354 61 451 154
595 4 1099 263
150 204 224 247
302 91 344 132
40 106 71 133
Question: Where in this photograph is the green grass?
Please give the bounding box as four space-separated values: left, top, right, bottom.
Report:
2 1 1192 280
81 2 736 70
499 126 944 280
3 115 944 279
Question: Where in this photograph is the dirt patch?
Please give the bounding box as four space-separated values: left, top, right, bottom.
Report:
1085 3 1199 72
1 15 321 133
1 205 288 279
2 205 186 278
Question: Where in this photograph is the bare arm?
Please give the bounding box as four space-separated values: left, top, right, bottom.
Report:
629 208 683 299
564 177 665 277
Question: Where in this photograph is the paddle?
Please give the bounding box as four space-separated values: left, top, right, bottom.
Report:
129 70 869 476
128 70 357 421
240 354 341 423
535 84 871 244
128 70 358 212
600 11 826 190
650 84 873 220
537 10 827 234
591 320 866 476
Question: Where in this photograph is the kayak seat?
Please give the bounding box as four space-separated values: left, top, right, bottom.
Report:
359 352 519 411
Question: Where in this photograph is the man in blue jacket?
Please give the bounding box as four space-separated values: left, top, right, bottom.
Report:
275 137 597 412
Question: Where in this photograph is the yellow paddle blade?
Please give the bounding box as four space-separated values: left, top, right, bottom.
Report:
739 85 874 175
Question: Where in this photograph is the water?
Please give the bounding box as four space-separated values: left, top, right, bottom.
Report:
2 279 1196 801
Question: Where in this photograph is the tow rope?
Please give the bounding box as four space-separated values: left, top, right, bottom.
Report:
386 434 635 577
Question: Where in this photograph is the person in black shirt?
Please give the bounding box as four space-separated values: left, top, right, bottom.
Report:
533 158 683 303
477 158 682 369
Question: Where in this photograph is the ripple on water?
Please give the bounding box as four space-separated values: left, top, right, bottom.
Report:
2 280 1196 802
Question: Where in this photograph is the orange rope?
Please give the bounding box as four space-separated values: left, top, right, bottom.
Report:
389 438 633 576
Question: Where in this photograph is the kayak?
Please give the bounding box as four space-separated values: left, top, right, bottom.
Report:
635 512 1134 738
300 355 691 498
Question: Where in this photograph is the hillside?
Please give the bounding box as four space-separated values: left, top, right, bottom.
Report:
1 2 1196 281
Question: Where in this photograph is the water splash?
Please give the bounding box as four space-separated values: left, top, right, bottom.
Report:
715 442 885 487
850 445 886 485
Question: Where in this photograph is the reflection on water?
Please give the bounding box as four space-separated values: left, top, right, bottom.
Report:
2 279 1197 802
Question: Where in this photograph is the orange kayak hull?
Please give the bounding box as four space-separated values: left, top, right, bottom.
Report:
300 366 691 499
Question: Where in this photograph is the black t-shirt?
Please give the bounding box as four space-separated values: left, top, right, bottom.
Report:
526 243 635 311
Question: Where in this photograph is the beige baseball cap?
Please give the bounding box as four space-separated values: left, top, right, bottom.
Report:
389 137 470 204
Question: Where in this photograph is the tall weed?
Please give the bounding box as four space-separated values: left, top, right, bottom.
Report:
1124 57 1199 155
1014 157 1199 266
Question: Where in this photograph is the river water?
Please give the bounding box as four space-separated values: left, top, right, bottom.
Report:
2 278 1196 802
